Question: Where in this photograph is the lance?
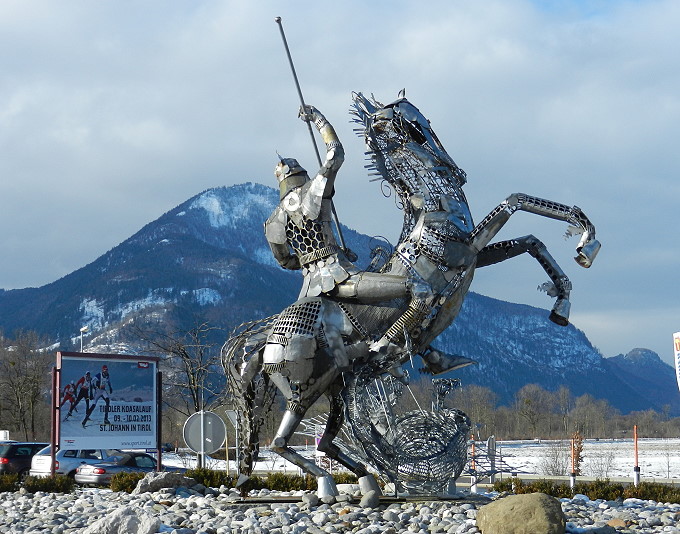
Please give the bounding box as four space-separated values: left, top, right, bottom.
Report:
274 16 347 252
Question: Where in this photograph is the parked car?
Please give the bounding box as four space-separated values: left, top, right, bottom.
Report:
74 451 184 486
29 446 121 478
0 442 49 478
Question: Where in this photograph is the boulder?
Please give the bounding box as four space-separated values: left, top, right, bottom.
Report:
359 489 380 508
585 527 617 534
83 506 159 534
476 492 566 534
302 492 320 507
131 471 197 494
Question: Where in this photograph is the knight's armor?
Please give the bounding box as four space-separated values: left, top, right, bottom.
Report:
265 108 358 297
265 106 409 302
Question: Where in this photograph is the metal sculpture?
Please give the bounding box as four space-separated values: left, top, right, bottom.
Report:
342 370 472 494
432 378 462 411
223 91 600 497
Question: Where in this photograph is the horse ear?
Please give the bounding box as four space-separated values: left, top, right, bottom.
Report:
398 88 406 98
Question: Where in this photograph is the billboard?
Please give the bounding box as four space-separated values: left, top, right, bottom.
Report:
674 332 680 394
56 352 159 449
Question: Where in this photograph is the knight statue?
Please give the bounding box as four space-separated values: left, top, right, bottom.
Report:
223 92 600 498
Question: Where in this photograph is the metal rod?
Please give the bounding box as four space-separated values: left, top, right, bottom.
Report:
406 384 425 414
374 379 393 432
274 16 347 251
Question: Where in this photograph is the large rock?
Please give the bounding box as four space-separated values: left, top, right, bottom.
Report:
83 506 160 534
359 489 381 508
476 492 566 534
131 471 197 494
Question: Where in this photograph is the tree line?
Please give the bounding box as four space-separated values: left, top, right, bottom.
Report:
2 328 679 445
445 383 680 441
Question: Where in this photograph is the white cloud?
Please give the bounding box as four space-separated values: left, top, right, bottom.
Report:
0 0 677 362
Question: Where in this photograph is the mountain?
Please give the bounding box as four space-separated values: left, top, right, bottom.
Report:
603 348 680 415
1 183 678 415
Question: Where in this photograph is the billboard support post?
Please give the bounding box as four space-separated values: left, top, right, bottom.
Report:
157 369 162 471
50 367 59 477
673 332 680 394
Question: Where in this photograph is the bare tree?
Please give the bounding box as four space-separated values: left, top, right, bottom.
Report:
131 320 226 417
571 394 616 438
554 386 574 436
0 330 53 440
538 440 570 476
450 385 498 439
514 384 552 438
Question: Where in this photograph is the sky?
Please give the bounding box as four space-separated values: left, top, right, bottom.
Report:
1 0 678 365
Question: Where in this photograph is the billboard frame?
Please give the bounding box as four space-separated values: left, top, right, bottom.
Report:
52 351 162 475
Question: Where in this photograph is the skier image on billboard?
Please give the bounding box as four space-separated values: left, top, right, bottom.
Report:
64 371 92 420
82 365 113 427
60 381 77 413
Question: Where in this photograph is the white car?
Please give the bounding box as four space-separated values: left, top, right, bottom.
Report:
29 446 121 478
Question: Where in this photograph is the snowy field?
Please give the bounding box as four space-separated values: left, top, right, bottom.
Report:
489 438 680 480
162 438 680 482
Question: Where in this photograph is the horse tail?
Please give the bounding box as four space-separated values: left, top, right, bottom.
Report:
222 316 279 479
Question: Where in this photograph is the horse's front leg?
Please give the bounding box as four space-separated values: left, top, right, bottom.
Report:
264 344 343 497
469 193 600 267
476 235 572 325
316 389 382 496
270 391 340 498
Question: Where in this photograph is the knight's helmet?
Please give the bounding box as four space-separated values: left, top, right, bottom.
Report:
275 157 308 199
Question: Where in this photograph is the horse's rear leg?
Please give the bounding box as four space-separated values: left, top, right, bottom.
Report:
317 392 382 496
271 408 339 498
477 235 572 325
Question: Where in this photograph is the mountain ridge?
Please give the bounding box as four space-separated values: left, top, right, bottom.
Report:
1 183 678 414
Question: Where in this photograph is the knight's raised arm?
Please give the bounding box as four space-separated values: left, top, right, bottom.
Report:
299 105 344 197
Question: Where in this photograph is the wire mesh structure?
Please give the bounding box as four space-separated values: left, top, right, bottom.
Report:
432 378 462 411
392 408 470 493
339 372 471 494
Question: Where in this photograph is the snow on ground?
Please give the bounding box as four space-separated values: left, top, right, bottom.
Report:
493 438 680 480
160 438 680 481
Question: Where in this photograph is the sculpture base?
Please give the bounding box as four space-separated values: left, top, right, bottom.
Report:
358 474 382 496
317 475 339 498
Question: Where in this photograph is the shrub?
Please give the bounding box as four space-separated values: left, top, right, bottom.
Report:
265 472 310 491
525 478 572 499
333 472 359 485
492 478 515 493
110 472 146 493
184 468 234 489
573 479 624 501
492 477 680 504
0 473 20 493
624 481 680 503
22 475 75 494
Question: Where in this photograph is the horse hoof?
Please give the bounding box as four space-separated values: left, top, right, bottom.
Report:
550 297 570 326
549 310 569 326
317 475 339 498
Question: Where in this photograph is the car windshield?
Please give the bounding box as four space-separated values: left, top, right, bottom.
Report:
106 454 128 464
36 446 50 455
0 445 11 456
103 449 122 460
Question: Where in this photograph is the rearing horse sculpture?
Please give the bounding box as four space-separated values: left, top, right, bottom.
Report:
222 92 600 497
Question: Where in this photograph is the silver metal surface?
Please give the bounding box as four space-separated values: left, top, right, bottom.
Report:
223 92 600 496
